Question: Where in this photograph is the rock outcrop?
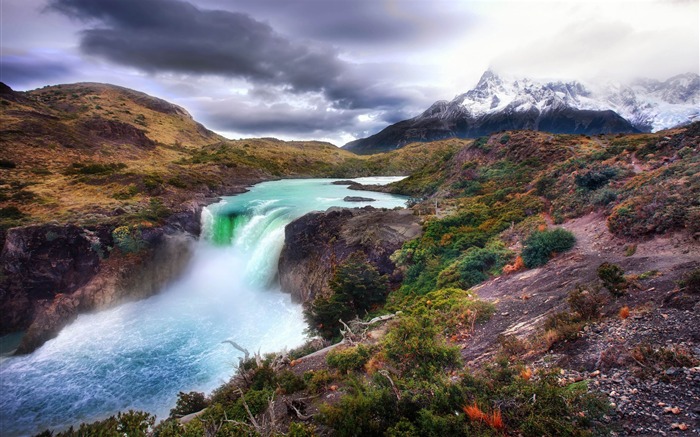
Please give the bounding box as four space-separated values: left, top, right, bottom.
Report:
0 206 201 354
278 207 422 303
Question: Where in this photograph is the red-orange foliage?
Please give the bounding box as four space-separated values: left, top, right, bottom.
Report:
463 403 487 422
503 255 525 274
487 409 505 430
463 403 505 430
619 306 630 319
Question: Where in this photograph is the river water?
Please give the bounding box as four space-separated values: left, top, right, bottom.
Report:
0 177 406 436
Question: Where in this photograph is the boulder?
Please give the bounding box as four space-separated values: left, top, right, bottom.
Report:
278 207 422 303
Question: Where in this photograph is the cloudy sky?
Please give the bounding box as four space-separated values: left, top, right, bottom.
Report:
2 0 698 145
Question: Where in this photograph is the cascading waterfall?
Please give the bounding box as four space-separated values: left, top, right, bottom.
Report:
0 177 406 436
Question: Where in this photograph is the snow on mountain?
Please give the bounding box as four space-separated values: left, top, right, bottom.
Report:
343 71 698 154
451 71 700 132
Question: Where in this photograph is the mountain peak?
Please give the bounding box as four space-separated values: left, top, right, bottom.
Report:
343 71 699 154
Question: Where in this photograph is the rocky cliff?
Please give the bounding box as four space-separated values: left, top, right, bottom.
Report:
278 207 422 303
0 206 201 354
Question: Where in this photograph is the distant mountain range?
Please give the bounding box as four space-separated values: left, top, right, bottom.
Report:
344 71 700 154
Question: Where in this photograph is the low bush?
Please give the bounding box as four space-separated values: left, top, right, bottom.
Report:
597 262 627 296
383 314 460 379
521 228 576 268
327 345 372 374
112 225 147 253
575 166 617 190
567 286 605 321
678 268 700 294
169 391 207 419
65 162 127 175
0 159 16 169
46 410 155 436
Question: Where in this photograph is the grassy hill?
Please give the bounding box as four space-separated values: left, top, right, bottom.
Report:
0 82 462 237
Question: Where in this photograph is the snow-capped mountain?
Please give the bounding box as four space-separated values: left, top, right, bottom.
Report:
344 71 699 154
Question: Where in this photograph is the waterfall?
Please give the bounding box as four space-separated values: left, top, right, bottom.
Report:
0 177 406 436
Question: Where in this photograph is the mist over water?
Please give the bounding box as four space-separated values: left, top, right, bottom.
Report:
0 177 406 436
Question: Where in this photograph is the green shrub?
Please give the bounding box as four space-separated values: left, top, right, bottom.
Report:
276 370 307 394
169 391 208 419
137 198 172 223
112 225 147 253
521 228 576 268
398 287 495 336
305 370 333 394
457 244 512 288
575 166 617 190
329 252 389 316
327 344 371 373
383 314 460 379
51 410 155 436
679 268 700 294
597 262 627 296
304 292 355 341
305 253 388 340
319 382 398 436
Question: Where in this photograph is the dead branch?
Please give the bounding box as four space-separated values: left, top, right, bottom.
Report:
285 398 313 421
339 318 358 344
356 312 400 326
378 370 401 401
222 339 250 362
236 388 260 430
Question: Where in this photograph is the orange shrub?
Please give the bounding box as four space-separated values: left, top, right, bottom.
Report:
619 306 630 319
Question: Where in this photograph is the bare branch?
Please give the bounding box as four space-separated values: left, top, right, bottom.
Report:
285 398 313 421
222 340 250 361
378 370 401 401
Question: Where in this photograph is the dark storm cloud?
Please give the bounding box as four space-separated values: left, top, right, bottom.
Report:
48 0 412 110
199 0 423 44
197 0 469 46
0 55 73 87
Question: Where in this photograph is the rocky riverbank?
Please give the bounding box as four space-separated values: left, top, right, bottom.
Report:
278 206 422 303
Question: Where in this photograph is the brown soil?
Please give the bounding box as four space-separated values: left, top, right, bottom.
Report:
459 212 700 435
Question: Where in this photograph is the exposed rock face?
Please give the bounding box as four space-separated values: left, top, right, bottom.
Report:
278 207 422 303
82 117 156 148
0 224 104 334
0 207 201 354
15 233 195 354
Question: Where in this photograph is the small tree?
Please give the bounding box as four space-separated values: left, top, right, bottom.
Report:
329 252 388 315
305 252 388 340
597 262 627 296
169 391 208 419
